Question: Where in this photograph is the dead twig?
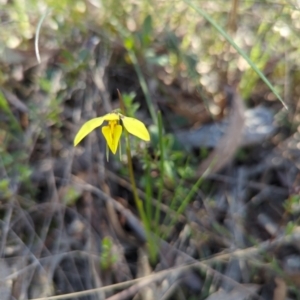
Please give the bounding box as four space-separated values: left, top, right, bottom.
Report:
198 87 245 175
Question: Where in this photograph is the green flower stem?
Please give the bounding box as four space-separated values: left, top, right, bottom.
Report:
154 111 164 235
145 153 153 224
124 131 157 262
124 134 148 226
118 90 157 262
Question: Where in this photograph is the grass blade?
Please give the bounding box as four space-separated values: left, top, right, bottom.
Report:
35 9 51 64
183 0 288 109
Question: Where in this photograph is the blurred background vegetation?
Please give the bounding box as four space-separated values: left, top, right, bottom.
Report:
1 0 300 299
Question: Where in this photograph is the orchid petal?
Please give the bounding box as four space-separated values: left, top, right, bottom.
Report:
122 117 150 141
102 124 122 154
74 113 119 146
74 117 105 146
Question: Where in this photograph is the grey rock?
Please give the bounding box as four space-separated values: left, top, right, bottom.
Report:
176 106 276 149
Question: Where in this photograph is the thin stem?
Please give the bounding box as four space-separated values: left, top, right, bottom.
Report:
145 153 153 225
124 134 148 227
154 111 164 235
118 90 157 262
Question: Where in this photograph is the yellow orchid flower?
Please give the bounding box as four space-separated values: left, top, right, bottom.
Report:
74 112 150 155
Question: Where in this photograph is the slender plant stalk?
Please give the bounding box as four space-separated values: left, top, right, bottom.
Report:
118 90 157 262
124 134 150 235
145 153 153 225
154 111 164 235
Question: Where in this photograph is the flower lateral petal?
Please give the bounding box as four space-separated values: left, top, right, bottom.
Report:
122 117 150 141
74 117 105 146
